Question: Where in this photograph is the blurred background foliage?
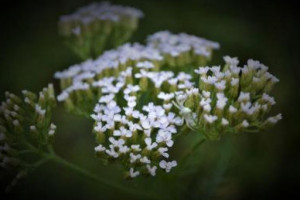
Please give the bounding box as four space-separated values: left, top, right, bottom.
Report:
0 0 299 199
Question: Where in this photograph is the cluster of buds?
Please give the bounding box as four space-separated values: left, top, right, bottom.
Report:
173 56 282 140
58 2 144 59
0 84 56 189
54 31 219 117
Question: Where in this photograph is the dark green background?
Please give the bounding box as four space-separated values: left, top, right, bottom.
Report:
1 0 299 199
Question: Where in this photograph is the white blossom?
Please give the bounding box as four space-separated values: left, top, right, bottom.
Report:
129 168 140 178
146 165 157 176
159 160 177 173
145 138 158 150
204 114 218 124
95 144 106 152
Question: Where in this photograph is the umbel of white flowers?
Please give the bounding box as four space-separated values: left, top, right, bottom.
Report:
54 31 281 178
0 84 56 190
174 56 282 140
54 31 219 177
91 66 193 177
58 2 144 59
54 31 219 117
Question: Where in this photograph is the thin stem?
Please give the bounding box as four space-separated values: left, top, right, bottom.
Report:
26 157 51 171
180 138 206 167
21 141 160 199
46 152 160 200
47 144 55 155
17 150 35 155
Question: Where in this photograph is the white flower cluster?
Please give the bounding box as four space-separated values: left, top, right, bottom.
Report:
0 84 56 188
59 2 143 26
174 56 282 140
90 59 202 177
147 31 220 66
54 31 281 177
58 2 144 59
54 31 218 116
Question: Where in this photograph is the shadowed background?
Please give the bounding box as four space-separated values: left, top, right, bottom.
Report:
0 0 299 199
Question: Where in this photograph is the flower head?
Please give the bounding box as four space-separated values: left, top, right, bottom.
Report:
174 57 281 140
0 84 56 190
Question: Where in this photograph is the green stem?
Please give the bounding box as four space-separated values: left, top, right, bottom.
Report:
47 154 159 199
180 138 206 167
31 157 51 169
22 141 159 199
17 150 35 155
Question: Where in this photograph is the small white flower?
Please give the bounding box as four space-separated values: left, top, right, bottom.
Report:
105 147 119 158
262 93 276 105
230 65 241 75
141 119 151 129
140 156 151 164
135 69 149 78
30 125 37 132
146 165 157 176
129 168 140 178
144 129 151 137
214 71 224 79
221 118 229 126
163 103 173 110
229 105 237 113
119 145 130 153
109 137 125 148
130 153 141 163
168 78 178 85
156 130 174 147
200 98 212 112
241 120 249 127
195 67 209 75
247 59 261 69
48 123 56 136
158 147 169 158
127 99 137 108
113 127 132 137
159 160 177 173
95 144 106 152
99 94 115 103
216 93 228 110
48 130 55 136
223 55 239 66
201 76 218 84
202 91 211 98
158 92 174 101
145 137 158 150
94 122 107 132
57 92 69 102
238 92 250 102
210 66 221 73
186 88 199 96
231 78 239 86
204 114 218 124
124 84 140 95
131 145 141 152
136 61 154 69
267 113 282 124
35 104 46 116
128 122 142 132
13 120 20 127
